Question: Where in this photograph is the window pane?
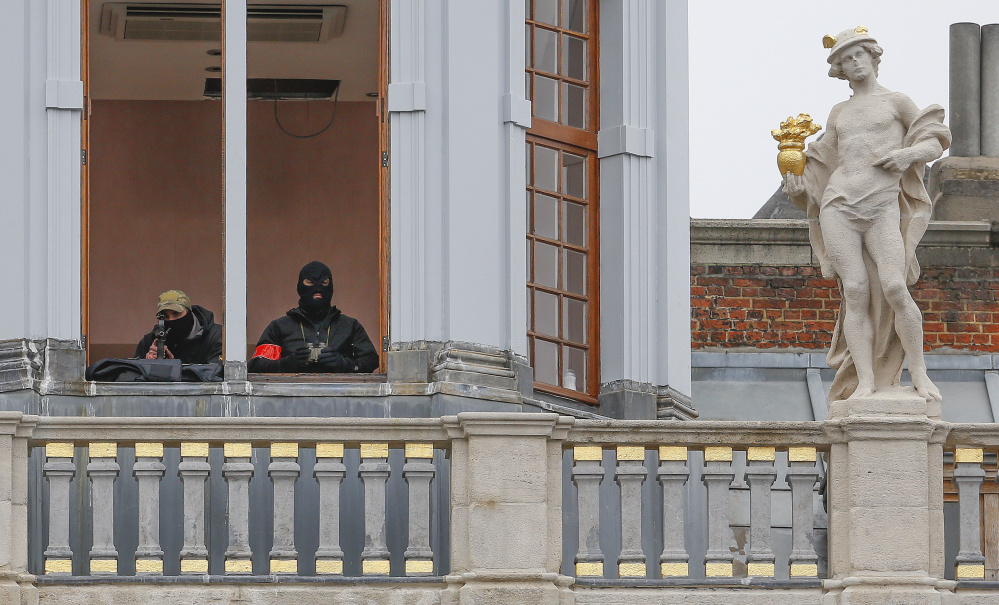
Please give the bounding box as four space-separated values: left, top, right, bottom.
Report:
562 152 585 198
526 24 532 67
534 338 559 385
534 0 558 26
533 193 558 239
535 241 559 288
533 75 558 122
534 28 558 74
563 36 586 80
563 345 586 391
562 82 585 129
563 0 586 33
534 290 559 337
563 201 586 246
533 145 558 192
563 248 586 294
526 286 532 332
563 298 587 344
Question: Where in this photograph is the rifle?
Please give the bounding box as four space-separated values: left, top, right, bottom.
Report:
153 312 170 359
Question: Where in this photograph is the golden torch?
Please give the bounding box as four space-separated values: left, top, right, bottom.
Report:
772 114 822 176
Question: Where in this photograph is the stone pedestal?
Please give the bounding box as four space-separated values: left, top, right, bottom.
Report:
822 394 952 604
928 155 999 222
443 413 573 605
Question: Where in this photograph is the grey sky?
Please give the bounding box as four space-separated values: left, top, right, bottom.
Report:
688 1 996 218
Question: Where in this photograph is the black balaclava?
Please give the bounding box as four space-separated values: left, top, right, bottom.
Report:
297 261 334 316
163 310 195 346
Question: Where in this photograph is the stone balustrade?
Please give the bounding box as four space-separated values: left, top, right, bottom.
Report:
946 425 999 582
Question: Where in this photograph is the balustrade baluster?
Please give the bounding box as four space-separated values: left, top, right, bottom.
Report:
359 443 391 575
403 443 435 576
314 443 346 575
616 446 647 578
269 442 300 574
88 442 119 576
658 446 689 578
573 446 605 578
223 442 254 575
702 446 734 577
178 442 210 575
955 447 987 579
745 447 777 577
133 442 165 575
787 447 819 577
43 442 75 575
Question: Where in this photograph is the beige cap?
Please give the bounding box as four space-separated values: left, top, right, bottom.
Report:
157 290 192 313
824 26 877 63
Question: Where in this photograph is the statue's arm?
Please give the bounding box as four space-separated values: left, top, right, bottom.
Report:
875 94 944 171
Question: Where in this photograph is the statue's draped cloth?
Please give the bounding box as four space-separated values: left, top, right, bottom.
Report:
788 105 951 402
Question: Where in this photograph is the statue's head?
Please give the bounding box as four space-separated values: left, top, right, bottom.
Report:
824 26 883 80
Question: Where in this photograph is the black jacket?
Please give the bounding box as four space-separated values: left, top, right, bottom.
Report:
134 305 223 365
248 306 378 373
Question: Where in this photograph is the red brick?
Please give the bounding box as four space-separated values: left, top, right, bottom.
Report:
789 299 823 309
752 298 786 309
692 298 713 308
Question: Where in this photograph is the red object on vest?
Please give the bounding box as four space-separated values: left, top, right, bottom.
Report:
253 344 282 360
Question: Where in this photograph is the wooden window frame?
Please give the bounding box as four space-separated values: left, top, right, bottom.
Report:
526 0 600 403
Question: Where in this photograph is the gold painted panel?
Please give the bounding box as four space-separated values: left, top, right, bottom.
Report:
704 447 732 462
747 447 775 462
135 559 163 573
360 443 389 458
225 558 252 573
134 443 163 458
405 443 434 459
180 558 209 573
658 446 687 461
44 559 72 574
788 447 817 462
616 446 645 461
90 558 117 573
224 443 252 458
573 446 602 461
575 562 603 576
316 443 344 458
181 442 210 457
89 443 117 459
362 559 391 575
957 564 986 578
316 559 343 574
270 559 297 574
955 448 984 464
660 562 687 577
271 442 299 458
790 563 818 577
406 559 434 574
45 443 74 458
617 562 645 577
704 562 732 577
747 562 775 577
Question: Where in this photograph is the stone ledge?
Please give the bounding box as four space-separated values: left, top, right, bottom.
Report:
573 577 822 588
35 575 446 584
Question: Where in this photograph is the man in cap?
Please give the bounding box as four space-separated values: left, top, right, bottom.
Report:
782 26 951 404
248 261 378 373
135 290 223 364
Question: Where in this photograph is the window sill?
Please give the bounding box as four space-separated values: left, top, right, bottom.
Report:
533 382 599 406
248 373 387 384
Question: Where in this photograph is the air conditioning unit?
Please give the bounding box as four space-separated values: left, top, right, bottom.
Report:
99 3 347 42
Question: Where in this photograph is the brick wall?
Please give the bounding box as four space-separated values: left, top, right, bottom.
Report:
691 265 999 352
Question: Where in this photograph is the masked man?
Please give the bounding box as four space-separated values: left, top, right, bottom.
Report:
248 261 379 373
135 290 223 364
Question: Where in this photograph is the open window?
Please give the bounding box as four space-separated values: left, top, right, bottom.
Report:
83 0 388 372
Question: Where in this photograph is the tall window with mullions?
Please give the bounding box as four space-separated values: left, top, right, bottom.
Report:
526 0 598 400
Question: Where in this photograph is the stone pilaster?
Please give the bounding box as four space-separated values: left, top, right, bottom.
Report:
822 394 953 604
443 412 573 604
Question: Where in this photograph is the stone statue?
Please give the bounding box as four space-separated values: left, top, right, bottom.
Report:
782 27 952 404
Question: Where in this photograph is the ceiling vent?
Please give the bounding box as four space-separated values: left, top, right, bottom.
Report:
203 78 341 100
99 3 347 42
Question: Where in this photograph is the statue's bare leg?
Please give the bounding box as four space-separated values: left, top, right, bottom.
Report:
864 214 942 403
820 209 877 397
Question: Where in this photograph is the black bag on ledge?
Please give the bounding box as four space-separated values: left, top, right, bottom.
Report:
85 358 223 383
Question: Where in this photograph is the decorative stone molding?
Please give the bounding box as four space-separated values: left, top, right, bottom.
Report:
657 385 699 420
0 339 84 394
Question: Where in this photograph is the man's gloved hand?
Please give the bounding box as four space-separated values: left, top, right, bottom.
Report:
279 347 311 372
317 347 352 372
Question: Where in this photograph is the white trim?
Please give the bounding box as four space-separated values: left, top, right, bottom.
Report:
223 0 247 363
45 80 84 110
597 125 654 158
387 82 427 113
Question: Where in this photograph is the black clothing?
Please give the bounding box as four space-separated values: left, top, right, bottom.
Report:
162 310 195 348
134 305 223 365
297 261 335 315
248 305 378 373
